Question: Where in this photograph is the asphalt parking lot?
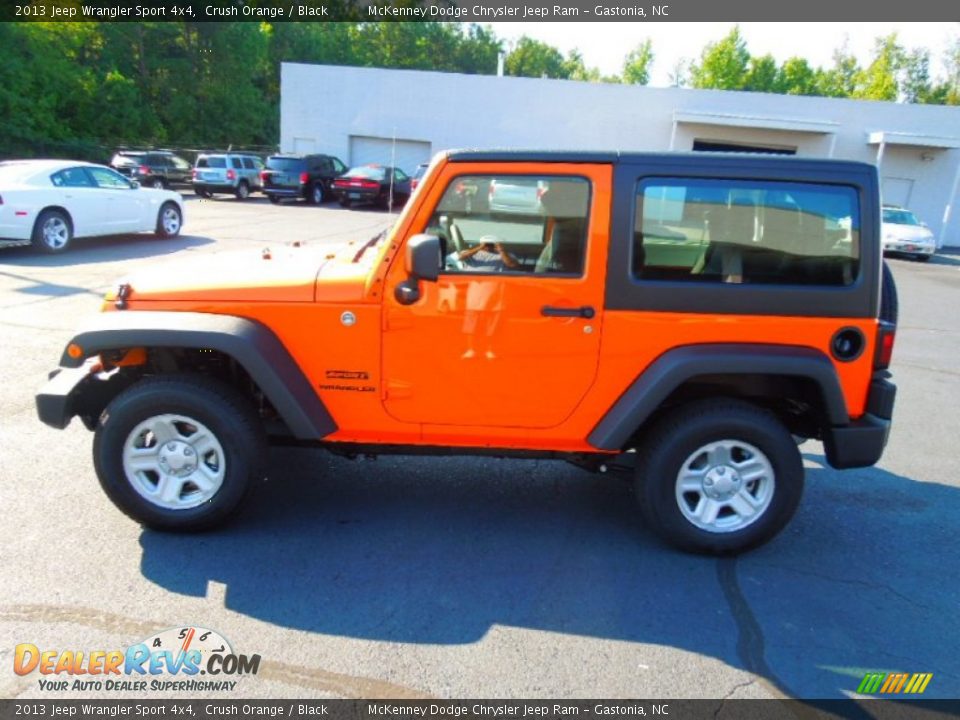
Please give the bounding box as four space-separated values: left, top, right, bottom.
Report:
1 192 958 701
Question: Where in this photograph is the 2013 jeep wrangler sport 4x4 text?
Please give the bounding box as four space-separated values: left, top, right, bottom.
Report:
36 151 898 554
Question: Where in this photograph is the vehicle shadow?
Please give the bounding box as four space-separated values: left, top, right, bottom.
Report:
138 450 960 699
0 233 214 268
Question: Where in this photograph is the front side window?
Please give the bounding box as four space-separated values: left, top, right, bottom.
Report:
87 167 132 189
425 174 590 276
333 158 347 174
231 158 242 169
634 178 859 286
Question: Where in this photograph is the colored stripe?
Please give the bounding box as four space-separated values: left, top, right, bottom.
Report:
904 674 919 693
917 674 933 694
892 674 908 693
880 675 896 693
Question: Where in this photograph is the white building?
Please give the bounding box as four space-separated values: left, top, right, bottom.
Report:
281 62 960 247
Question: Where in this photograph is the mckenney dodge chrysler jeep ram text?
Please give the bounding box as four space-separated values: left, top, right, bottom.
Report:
36 151 898 554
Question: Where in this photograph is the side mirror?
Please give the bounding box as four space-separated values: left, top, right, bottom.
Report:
395 234 441 305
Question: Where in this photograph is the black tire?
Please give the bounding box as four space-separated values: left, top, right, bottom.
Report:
235 181 250 200
31 208 73 254
267 195 281 205
149 178 166 190
914 254 931 263
635 399 804 555
880 260 899 325
339 198 351 208
307 183 324 205
155 202 182 238
92 375 266 531
196 189 212 199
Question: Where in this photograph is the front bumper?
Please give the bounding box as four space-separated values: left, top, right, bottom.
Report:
36 364 96 429
822 376 896 469
883 240 935 255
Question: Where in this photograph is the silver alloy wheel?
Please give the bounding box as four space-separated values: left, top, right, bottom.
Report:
122 413 226 510
675 439 775 533
312 184 323 203
42 216 69 250
161 206 181 235
151 178 164 189
237 182 249 199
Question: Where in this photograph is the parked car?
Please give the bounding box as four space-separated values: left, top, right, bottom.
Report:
192 153 263 200
488 177 546 215
37 150 897 556
260 154 347 205
331 165 411 209
881 205 935 261
409 163 429 191
0 160 183 254
110 150 192 190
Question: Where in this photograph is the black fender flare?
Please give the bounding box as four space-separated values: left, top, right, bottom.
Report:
588 344 849 451
59 311 336 440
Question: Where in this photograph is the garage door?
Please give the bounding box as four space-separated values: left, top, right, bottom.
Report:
349 136 432 174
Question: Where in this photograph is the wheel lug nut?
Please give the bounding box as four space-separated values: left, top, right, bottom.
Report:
167 443 176 451
160 456 167 463
705 478 714 486
184 448 193 456
718 467 726 475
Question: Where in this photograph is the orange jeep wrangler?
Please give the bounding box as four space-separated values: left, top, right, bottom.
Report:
36 151 898 554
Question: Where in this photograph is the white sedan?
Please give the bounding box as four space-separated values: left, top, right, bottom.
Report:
0 159 184 254
881 205 936 262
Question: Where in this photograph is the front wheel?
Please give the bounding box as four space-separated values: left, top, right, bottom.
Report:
635 399 804 555
267 195 281 205
155 202 182 238
92 376 266 531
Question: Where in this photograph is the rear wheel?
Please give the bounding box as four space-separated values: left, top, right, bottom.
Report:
339 198 352 208
267 195 281 204
635 399 804 555
92 375 266 531
914 254 931 262
31 209 73 254
149 178 165 190
196 189 212 199
308 183 324 205
235 181 250 200
155 202 182 238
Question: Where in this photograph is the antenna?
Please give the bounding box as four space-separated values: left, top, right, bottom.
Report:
389 128 397 214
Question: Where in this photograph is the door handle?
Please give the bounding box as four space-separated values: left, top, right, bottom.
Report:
541 305 595 319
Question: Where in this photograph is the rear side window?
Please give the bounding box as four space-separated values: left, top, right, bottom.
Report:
197 157 226 169
241 157 255 170
634 178 859 286
266 157 304 172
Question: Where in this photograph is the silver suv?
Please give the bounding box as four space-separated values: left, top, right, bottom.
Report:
192 153 263 200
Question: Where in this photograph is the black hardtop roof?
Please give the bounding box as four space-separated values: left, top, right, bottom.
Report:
445 149 875 172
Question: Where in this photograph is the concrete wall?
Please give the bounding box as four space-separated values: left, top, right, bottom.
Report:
281 62 960 246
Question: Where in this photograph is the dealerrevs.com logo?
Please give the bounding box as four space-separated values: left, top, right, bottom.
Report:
14 626 260 692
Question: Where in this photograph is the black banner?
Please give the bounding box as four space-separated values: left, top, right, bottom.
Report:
2 0 959 22
2 700 960 720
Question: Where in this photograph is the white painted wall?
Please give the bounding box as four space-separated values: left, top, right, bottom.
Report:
281 62 960 246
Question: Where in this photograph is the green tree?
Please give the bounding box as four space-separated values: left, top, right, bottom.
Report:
853 33 905 101
817 42 860 97
743 54 778 92
622 39 654 85
777 57 818 95
504 36 568 79
690 26 750 90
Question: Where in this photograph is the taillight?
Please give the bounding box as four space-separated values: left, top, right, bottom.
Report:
361 180 379 189
410 179 419 190
260 171 268 182
536 186 547 201
192 169 198 180
875 321 896 370
138 165 150 175
226 169 236 181
299 172 309 184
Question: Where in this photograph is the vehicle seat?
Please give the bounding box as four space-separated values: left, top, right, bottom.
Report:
535 181 589 274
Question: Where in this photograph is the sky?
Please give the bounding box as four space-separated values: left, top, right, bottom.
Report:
492 22 959 85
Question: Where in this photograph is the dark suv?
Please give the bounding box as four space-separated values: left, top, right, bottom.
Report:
261 154 347 205
110 150 192 190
